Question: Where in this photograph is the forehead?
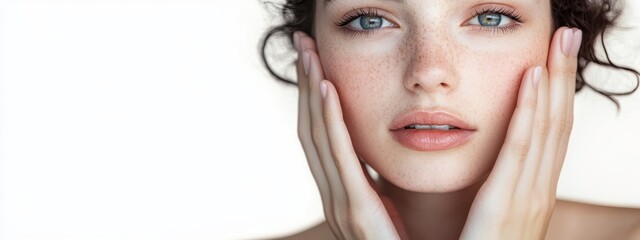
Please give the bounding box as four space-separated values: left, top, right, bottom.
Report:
323 0 407 6
321 0 545 8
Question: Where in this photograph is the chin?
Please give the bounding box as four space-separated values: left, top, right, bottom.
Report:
386 165 490 193
360 141 500 193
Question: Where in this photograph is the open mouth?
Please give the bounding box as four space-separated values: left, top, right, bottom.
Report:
390 111 475 151
404 124 461 130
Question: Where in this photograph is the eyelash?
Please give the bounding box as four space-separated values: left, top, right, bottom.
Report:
334 7 525 37
471 6 525 34
335 8 389 37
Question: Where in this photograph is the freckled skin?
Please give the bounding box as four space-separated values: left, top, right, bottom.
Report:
314 1 552 192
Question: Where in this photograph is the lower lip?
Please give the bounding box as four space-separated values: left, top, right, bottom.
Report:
391 129 474 151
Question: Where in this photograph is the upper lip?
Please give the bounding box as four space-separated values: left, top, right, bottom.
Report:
390 110 476 131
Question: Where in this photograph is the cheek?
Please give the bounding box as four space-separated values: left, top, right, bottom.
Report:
464 41 549 145
317 42 401 128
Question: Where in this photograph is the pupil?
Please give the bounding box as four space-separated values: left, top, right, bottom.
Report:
360 16 382 29
479 13 501 26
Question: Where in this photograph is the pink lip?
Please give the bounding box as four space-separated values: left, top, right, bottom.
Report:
390 111 476 151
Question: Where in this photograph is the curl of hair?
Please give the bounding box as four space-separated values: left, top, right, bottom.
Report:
260 0 639 108
260 0 314 85
552 0 639 108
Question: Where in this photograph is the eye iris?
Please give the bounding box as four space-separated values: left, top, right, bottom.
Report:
360 16 383 29
478 13 501 26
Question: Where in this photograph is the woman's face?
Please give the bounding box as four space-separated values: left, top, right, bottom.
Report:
313 0 554 192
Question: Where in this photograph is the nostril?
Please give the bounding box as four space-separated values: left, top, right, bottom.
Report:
411 81 449 90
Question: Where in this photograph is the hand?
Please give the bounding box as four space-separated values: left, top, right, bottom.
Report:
460 27 582 239
293 31 406 240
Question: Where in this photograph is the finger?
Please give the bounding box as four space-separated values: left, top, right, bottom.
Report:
517 66 549 193
298 31 318 53
295 32 345 239
304 48 347 197
323 80 400 239
294 32 331 203
539 27 581 187
301 36 352 237
557 29 580 179
566 29 580 114
488 65 540 190
322 80 377 200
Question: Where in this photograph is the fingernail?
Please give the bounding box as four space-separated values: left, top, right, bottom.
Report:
320 81 327 98
570 29 582 57
561 28 573 57
293 32 300 52
533 66 542 87
303 51 310 76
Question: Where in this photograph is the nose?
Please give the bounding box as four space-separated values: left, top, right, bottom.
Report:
402 29 459 95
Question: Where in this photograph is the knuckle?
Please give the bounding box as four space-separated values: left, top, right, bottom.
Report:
346 208 369 237
549 115 568 136
529 194 555 218
562 66 578 78
322 113 333 127
550 113 567 126
526 96 537 109
346 210 360 226
510 140 531 159
336 212 356 236
518 96 536 110
534 120 550 136
553 64 577 79
330 149 345 164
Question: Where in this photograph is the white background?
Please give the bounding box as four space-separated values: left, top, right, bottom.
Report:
1 1 639 239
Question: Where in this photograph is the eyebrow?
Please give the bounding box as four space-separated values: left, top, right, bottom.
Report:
324 0 407 7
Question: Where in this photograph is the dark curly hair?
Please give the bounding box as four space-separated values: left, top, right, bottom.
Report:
260 0 639 108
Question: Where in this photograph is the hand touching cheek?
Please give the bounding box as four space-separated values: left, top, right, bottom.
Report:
460 27 582 240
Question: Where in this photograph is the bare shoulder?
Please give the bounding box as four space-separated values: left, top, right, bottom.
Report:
547 200 640 240
270 221 336 240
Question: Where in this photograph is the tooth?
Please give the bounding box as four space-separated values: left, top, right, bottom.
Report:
409 124 454 130
431 125 451 130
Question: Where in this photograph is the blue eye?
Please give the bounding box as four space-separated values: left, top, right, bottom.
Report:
347 15 393 30
478 13 502 26
466 7 524 29
469 13 513 27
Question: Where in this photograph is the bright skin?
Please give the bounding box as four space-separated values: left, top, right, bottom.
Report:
314 0 552 193
293 0 582 239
